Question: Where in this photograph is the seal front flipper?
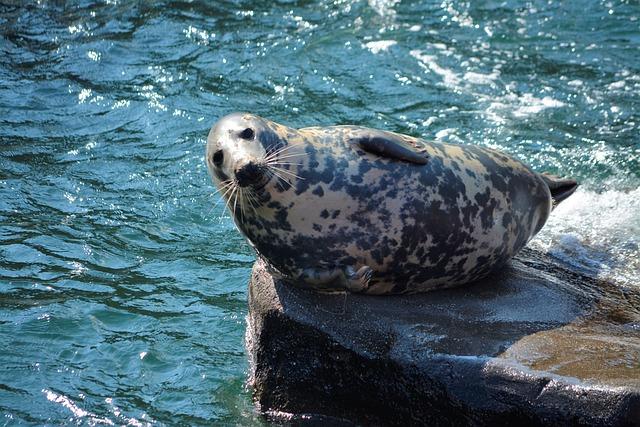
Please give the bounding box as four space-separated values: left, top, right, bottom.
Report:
344 265 373 292
348 130 429 165
296 265 373 293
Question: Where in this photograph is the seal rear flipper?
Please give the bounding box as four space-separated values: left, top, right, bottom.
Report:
348 130 429 165
540 172 578 207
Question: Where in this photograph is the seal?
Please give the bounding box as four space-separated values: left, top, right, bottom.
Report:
206 113 578 294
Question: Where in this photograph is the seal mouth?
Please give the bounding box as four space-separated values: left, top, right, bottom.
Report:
235 161 268 188
248 174 271 192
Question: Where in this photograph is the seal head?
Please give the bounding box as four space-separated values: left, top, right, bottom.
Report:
206 113 278 189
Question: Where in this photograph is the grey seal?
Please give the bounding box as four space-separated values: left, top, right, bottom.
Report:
206 113 577 294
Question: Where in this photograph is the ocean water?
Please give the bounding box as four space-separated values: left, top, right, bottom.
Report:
0 0 638 424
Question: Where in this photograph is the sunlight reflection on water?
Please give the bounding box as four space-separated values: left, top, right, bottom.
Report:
0 0 638 424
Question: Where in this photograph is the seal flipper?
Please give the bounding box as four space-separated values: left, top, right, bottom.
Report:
295 265 373 293
344 265 373 292
540 172 578 207
348 131 429 165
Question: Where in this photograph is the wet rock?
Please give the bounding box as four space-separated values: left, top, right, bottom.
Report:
246 248 640 426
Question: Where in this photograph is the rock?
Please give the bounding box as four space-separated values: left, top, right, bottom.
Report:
246 248 640 426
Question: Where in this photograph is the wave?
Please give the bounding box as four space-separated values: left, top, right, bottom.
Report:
530 185 640 288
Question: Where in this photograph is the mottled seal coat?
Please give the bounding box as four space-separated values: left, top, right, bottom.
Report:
206 113 577 294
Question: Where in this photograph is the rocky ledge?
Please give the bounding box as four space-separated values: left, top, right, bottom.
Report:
246 248 640 426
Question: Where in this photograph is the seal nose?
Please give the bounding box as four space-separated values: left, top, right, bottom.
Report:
235 161 262 187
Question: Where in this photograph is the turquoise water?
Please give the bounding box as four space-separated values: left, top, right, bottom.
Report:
1 0 638 424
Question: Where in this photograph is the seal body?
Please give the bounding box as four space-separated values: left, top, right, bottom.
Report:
206 113 577 294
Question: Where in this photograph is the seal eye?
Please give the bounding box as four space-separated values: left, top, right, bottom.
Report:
212 149 224 167
239 128 255 140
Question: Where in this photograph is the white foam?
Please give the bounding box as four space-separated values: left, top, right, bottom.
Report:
86 50 101 62
485 93 565 123
463 71 500 85
530 186 640 288
410 50 460 88
608 80 626 90
511 94 565 118
368 0 400 17
434 128 463 143
183 25 215 45
441 0 474 27
410 49 565 124
365 40 397 54
43 389 152 426
43 389 114 425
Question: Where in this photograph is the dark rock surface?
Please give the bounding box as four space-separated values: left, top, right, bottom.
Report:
246 248 640 426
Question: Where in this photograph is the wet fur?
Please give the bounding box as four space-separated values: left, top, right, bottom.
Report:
207 113 570 295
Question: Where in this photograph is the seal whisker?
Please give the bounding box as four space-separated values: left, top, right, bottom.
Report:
264 142 289 157
236 186 250 222
239 186 249 222
245 189 259 214
220 184 237 217
210 179 234 197
267 168 291 185
237 186 244 220
265 146 300 157
271 167 303 183
232 186 240 220
223 184 238 221
250 193 259 213
208 181 235 214
268 162 304 172
263 145 305 162
267 161 301 166
264 154 303 163
265 142 298 157
263 147 287 162
213 181 233 205
207 180 235 218
264 145 277 157
218 180 235 200
243 188 253 210
240 187 256 218
266 168 293 188
263 153 305 167
269 165 305 181
265 152 305 162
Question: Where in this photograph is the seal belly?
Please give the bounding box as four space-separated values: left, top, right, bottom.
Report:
242 141 551 293
371 144 552 292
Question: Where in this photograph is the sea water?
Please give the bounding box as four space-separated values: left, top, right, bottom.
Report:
0 1 638 424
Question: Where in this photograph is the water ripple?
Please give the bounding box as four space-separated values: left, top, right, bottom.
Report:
0 0 638 424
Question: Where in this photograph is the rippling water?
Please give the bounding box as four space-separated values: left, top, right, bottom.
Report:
1 0 638 424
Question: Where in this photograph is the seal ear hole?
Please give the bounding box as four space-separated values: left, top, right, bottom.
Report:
239 128 255 140
212 149 224 167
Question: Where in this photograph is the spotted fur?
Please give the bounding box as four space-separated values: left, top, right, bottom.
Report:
206 113 573 294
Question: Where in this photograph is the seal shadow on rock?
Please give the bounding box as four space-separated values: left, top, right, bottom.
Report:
206 112 578 295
